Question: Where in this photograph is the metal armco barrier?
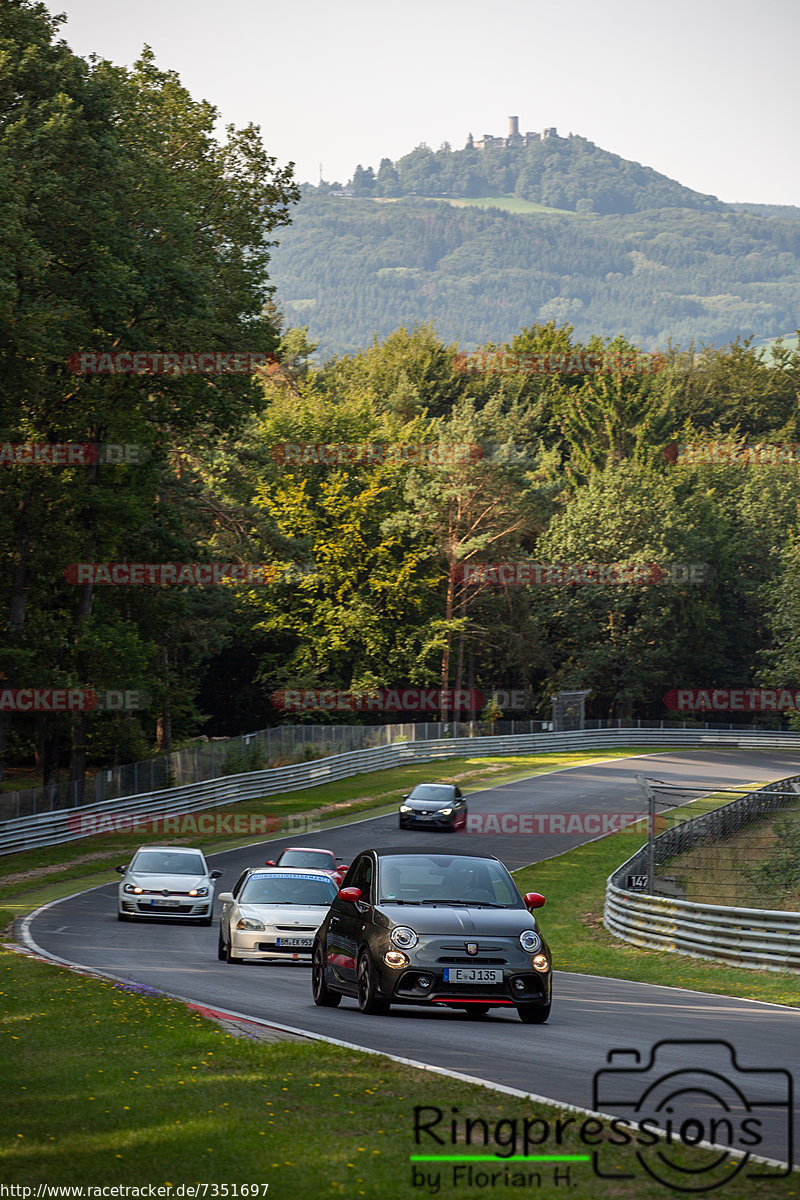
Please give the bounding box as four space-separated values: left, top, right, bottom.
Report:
605 773 800 973
4 727 800 857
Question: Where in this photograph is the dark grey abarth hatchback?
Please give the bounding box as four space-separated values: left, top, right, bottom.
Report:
311 848 552 1022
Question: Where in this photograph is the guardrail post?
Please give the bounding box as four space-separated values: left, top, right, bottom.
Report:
635 772 657 893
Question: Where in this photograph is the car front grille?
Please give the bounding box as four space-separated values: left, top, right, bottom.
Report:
140 889 195 896
137 901 197 913
439 941 505 950
436 956 507 965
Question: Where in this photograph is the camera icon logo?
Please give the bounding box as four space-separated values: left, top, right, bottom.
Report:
592 1039 793 1193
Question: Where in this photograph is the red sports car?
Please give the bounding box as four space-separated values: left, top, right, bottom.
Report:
265 846 350 887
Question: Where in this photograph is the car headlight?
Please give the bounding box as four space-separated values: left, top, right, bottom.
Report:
439 808 453 815
399 805 412 813
384 950 409 968
123 884 143 894
391 925 418 949
236 918 265 931
532 953 549 972
188 886 209 896
519 930 541 953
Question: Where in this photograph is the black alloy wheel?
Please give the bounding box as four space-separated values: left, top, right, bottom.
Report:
357 951 390 1015
516 1001 551 1024
312 943 342 1007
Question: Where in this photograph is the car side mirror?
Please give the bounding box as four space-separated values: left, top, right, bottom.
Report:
401 794 409 801
338 886 362 903
265 859 276 866
115 865 126 875
210 870 222 879
217 892 234 903
338 864 349 874
524 892 546 910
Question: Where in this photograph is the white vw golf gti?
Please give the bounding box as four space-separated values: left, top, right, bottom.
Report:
117 845 221 923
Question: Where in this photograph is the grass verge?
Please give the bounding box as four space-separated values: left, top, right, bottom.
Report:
514 787 800 1007
435 195 577 216
1 947 794 1197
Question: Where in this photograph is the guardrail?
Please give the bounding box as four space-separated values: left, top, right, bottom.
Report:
1 716 779 821
604 773 800 973
4 726 800 857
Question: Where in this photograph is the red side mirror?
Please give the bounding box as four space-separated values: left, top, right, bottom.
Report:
338 864 349 875
338 886 362 903
524 892 546 910
265 860 276 866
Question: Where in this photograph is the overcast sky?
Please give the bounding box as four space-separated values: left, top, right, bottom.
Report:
49 0 799 206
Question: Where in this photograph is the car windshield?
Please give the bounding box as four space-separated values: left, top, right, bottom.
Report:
239 873 337 906
279 850 335 869
409 785 453 801
132 851 206 875
378 855 521 906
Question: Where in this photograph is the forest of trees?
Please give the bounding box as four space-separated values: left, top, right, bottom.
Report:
4 1 800 795
334 137 727 214
269 191 800 359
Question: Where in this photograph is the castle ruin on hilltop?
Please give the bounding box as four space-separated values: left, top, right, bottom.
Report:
467 117 559 151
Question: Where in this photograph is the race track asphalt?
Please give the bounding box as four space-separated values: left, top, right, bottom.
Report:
24 748 800 1167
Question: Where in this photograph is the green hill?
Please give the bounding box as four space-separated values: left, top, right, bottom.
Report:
348 135 727 215
269 186 800 359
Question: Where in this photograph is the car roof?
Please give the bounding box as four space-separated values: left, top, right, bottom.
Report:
133 844 206 855
366 847 501 861
243 866 335 879
280 846 335 854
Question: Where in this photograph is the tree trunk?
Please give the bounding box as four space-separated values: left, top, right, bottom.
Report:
68 445 100 801
0 483 34 789
156 640 172 752
36 717 61 786
439 560 456 726
453 583 467 728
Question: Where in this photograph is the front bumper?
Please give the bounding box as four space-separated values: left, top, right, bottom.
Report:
389 967 550 1008
375 936 551 1009
119 896 212 919
229 928 316 961
399 810 456 829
